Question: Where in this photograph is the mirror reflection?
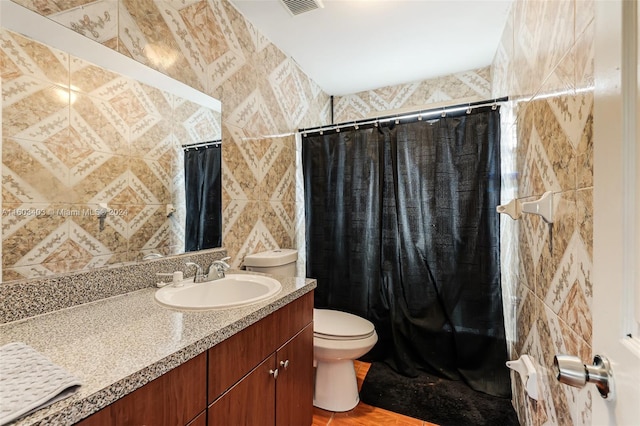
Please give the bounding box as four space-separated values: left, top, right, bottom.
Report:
184 141 222 252
1 17 222 282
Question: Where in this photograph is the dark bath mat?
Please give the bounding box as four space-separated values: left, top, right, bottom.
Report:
359 362 520 426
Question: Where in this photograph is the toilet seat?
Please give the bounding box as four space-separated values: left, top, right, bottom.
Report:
314 309 375 340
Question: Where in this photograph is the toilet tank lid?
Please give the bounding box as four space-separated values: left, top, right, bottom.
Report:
244 249 298 267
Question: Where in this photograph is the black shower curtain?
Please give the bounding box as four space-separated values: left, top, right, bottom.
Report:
184 144 222 252
303 107 510 397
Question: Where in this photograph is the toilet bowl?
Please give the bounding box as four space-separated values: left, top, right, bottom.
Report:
244 250 378 412
313 308 378 412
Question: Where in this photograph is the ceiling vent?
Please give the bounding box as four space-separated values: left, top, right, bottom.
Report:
279 0 324 16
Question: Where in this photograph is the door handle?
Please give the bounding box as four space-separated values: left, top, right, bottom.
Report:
553 354 614 400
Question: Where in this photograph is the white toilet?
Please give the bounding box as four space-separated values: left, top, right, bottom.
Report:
312 308 378 412
244 249 378 412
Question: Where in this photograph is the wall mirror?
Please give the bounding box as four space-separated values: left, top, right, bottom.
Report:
0 2 222 282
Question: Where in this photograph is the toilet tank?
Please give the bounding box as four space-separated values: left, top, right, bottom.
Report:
244 249 298 276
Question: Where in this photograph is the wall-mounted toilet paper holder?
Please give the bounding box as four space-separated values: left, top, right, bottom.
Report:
506 355 538 400
553 354 614 400
497 191 554 223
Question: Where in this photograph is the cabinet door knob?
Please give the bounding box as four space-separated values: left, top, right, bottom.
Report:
280 359 290 369
269 368 279 379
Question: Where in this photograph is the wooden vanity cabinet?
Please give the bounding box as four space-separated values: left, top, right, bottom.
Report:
207 292 314 426
207 325 313 426
77 352 207 426
75 291 313 426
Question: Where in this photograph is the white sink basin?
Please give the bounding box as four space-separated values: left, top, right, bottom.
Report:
154 274 282 311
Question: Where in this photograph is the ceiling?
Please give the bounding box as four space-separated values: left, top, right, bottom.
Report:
229 0 513 96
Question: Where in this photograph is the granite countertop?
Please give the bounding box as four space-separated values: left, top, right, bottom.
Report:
0 274 316 426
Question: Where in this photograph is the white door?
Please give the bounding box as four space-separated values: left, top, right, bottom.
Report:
592 0 640 424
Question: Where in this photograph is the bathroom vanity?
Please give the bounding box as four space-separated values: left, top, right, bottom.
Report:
0 268 315 426
77 292 313 426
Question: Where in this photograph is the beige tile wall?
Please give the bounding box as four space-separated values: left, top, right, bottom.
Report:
332 66 491 122
4 0 495 274
492 0 595 424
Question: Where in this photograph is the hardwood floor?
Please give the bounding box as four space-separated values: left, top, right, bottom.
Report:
311 361 438 426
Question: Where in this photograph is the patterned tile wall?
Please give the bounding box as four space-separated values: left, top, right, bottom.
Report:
3 0 495 275
492 0 595 425
6 0 333 271
1 28 221 281
332 66 491 123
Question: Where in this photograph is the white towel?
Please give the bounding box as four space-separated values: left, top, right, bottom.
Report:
0 342 81 425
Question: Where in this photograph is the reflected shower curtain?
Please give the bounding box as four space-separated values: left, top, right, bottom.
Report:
303 107 510 397
184 144 222 252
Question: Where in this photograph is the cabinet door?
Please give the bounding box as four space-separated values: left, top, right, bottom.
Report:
208 354 277 426
207 291 314 404
276 324 314 426
77 352 207 426
273 292 313 350
208 312 277 403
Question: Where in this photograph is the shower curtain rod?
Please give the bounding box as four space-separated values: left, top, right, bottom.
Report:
182 139 221 150
299 96 508 136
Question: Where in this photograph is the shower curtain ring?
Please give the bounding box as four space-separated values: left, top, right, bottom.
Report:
466 104 472 114
441 109 446 118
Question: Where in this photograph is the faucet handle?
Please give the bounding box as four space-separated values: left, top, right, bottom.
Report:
185 262 205 282
208 257 231 280
214 257 231 269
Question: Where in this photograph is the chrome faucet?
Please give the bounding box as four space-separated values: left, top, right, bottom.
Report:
207 257 231 281
185 262 206 283
186 258 231 283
